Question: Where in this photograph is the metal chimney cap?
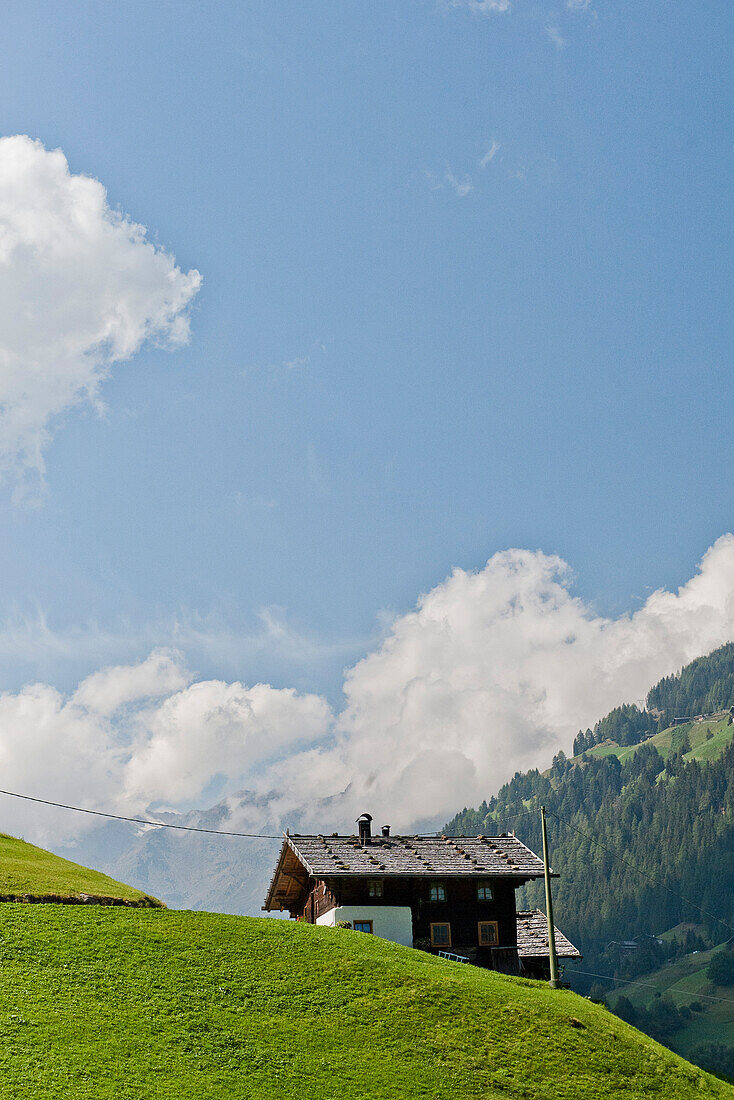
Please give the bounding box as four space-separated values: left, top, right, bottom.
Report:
357 813 372 846
381 824 391 836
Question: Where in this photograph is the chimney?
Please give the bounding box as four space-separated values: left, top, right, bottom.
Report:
357 813 372 846
381 824 391 837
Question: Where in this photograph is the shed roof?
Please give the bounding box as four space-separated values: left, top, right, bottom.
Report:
263 832 548 911
516 909 581 960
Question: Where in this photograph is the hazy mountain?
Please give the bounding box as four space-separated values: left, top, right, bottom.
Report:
61 796 282 916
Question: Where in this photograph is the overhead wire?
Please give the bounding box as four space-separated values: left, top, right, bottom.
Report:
479 796 734 938
0 788 284 839
1 786 733 942
0 790 545 841
569 966 734 1008
7 786 734 1022
546 808 734 938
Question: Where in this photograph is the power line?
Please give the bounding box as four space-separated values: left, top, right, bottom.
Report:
456 807 539 832
482 800 734 942
13 788 734 1009
0 789 546 842
4 788 734 944
547 808 734 938
502 808 539 825
569 966 734 1008
0 788 284 839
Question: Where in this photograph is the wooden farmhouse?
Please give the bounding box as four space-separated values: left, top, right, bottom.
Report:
263 813 580 976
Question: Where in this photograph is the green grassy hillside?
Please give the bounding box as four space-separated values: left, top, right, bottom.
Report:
575 715 734 767
0 833 161 906
0 905 729 1099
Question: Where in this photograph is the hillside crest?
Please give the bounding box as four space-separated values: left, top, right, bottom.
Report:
0 832 162 907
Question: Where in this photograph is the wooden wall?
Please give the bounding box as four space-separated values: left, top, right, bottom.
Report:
291 874 522 968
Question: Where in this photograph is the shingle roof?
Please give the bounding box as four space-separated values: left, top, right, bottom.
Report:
516 909 581 959
263 832 549 910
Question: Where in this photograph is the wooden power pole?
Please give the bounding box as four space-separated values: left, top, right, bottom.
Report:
540 805 560 989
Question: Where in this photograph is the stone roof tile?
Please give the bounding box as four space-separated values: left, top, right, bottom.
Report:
263 832 548 909
516 909 581 959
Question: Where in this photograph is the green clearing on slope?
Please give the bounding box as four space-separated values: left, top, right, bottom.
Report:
576 715 734 768
617 942 734 1060
0 905 729 1100
0 833 161 905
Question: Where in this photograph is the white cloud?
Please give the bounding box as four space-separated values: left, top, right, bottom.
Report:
257 535 734 832
0 604 374 695
124 679 332 807
0 649 331 843
479 141 500 168
71 650 189 716
1 538 734 846
425 167 474 197
425 144 501 199
445 168 474 197
0 136 201 488
546 25 566 49
242 336 332 377
445 0 511 13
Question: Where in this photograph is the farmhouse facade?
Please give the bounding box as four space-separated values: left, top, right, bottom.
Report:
263 813 580 975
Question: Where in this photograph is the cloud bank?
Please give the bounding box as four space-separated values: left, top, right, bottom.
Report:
1 537 733 845
0 650 330 842
0 136 201 485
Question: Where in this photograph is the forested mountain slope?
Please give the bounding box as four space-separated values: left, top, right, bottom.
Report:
612 939 734 1079
648 643 734 724
445 643 734 1073
573 642 734 754
448 739 734 967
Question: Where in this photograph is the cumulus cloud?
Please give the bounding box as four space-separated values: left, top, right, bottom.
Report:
125 678 332 807
0 136 201 486
257 535 734 832
71 650 190 717
1 538 734 847
0 649 331 843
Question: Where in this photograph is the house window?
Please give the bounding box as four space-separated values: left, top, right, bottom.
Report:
354 920 373 934
478 921 499 946
430 922 451 947
476 882 494 901
429 883 446 902
368 880 383 898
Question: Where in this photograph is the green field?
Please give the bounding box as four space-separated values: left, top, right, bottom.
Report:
0 904 728 1099
617 943 734 1060
0 833 161 905
576 715 734 768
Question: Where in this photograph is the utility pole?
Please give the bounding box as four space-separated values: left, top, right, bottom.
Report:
540 805 560 989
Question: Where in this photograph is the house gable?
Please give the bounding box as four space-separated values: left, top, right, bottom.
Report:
263 831 549 911
262 826 579 975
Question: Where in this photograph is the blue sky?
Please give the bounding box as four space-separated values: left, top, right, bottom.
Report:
0 0 731 717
